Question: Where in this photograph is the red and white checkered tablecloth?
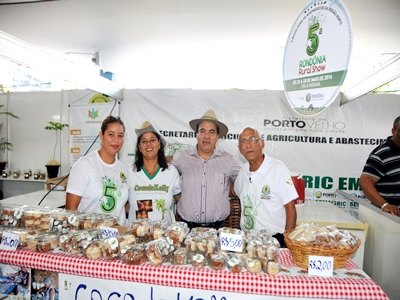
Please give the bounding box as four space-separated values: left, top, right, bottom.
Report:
0 248 388 300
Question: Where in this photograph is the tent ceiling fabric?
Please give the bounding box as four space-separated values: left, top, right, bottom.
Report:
341 53 400 104
0 30 123 98
0 0 399 96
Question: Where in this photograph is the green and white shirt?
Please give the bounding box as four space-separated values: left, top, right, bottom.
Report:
127 164 181 224
67 150 129 226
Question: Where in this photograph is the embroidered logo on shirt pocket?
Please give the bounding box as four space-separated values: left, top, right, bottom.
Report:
260 184 271 200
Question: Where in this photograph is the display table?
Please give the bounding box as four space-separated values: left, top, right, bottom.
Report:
296 201 367 269
336 190 400 300
0 190 66 208
0 177 46 198
0 248 388 300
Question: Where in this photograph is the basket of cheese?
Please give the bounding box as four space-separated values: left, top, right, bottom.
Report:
284 223 361 270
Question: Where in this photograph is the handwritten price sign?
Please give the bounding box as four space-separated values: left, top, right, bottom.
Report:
100 226 119 239
0 231 20 251
220 231 243 252
308 255 334 276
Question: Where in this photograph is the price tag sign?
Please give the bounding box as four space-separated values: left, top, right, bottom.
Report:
308 255 334 276
219 231 243 253
100 226 119 239
0 231 20 251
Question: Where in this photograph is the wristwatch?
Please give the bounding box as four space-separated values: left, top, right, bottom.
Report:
381 202 389 210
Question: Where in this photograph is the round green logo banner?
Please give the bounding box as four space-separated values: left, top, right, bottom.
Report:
283 0 352 116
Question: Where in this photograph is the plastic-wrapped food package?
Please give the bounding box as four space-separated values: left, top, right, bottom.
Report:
191 253 206 269
7 228 36 247
173 247 188 265
117 234 137 253
165 222 190 246
185 230 220 256
121 243 147 265
78 213 98 230
246 236 264 258
84 240 104 260
243 256 262 273
102 237 120 259
51 209 80 233
149 220 168 240
209 253 225 270
40 233 58 252
225 253 242 273
127 219 152 242
58 229 99 254
145 237 175 266
23 206 52 232
0 204 25 228
95 214 118 228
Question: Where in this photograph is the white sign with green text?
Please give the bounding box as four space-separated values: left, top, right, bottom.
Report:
283 0 352 116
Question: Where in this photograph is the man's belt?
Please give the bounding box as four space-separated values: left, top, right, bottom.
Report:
183 219 225 229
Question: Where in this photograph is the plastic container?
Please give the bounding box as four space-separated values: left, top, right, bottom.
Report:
191 253 206 269
127 219 152 242
173 247 188 265
58 229 99 254
145 237 175 266
8 228 35 247
117 234 137 253
121 244 147 265
23 206 52 232
103 237 120 259
94 214 118 228
185 231 219 256
243 256 262 273
78 213 98 230
209 253 225 270
225 253 242 273
84 240 104 260
0 204 25 228
51 209 79 233
149 220 168 240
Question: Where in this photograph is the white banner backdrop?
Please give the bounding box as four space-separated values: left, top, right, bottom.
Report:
117 90 399 209
69 102 119 166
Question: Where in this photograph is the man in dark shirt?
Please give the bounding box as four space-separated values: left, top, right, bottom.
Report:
360 116 400 216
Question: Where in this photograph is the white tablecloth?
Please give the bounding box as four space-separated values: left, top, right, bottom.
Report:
0 190 66 208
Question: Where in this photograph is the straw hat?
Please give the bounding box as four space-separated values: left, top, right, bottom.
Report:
135 121 166 146
189 109 228 137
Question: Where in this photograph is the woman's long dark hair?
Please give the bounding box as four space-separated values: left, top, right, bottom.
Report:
134 132 168 172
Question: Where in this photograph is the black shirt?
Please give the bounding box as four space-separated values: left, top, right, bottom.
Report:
362 136 400 206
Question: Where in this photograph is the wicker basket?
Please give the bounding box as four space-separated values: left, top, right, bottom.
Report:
284 233 361 270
